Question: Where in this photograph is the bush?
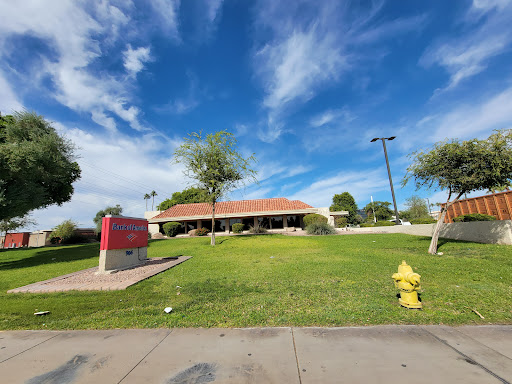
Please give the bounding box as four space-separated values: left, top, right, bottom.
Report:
306 222 336 235
163 222 182 237
453 213 497 222
51 219 78 243
232 223 244 233
303 213 327 226
374 221 395 227
410 217 437 224
334 217 348 228
360 223 374 227
195 227 210 236
249 225 267 234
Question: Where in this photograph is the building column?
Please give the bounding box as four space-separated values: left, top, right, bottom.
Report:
283 215 288 229
225 219 230 233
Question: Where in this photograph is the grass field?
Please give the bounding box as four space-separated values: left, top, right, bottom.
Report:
0 233 511 330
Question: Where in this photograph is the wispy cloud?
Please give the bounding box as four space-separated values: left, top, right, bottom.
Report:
0 71 23 112
252 0 426 142
420 1 512 93
0 1 156 132
310 107 356 127
288 169 390 207
149 0 181 41
123 45 152 77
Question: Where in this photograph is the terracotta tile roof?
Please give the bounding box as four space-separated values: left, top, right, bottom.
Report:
152 198 313 220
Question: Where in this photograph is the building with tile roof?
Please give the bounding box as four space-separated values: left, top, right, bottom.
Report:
147 197 347 235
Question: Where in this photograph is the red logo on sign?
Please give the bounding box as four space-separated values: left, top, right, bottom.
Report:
127 233 137 242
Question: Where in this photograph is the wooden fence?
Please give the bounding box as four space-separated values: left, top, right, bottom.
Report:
443 190 512 223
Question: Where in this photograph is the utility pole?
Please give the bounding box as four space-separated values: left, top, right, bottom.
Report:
371 136 400 225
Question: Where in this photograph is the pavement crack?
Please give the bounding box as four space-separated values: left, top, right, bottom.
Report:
291 328 303 384
117 329 173 384
422 327 511 384
0 333 60 364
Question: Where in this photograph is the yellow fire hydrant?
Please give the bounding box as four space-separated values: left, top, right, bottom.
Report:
392 261 422 309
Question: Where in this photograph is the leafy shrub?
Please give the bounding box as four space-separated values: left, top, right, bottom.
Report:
334 217 348 228
195 227 210 236
306 222 336 235
410 217 437 224
232 223 244 233
51 219 78 243
249 225 267 234
163 222 182 237
375 221 395 226
453 213 497 222
360 223 374 227
303 213 327 226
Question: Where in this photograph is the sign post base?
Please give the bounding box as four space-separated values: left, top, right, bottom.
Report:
98 246 148 274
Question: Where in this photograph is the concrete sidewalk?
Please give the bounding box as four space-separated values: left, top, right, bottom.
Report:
0 326 510 383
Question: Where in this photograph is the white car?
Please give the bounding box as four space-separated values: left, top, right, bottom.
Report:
388 219 412 226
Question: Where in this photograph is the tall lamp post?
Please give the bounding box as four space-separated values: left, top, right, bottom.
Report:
371 136 400 225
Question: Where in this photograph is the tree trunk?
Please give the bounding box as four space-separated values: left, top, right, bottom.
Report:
428 192 463 254
211 202 216 246
428 208 447 254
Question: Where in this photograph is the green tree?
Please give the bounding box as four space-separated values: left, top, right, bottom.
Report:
173 131 257 246
363 201 393 221
150 190 157 210
51 219 78 243
144 193 150 211
157 187 208 211
402 129 512 254
93 204 123 234
401 195 429 221
0 111 81 221
330 192 358 224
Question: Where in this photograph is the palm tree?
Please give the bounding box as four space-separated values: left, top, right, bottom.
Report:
150 190 157 211
144 193 150 211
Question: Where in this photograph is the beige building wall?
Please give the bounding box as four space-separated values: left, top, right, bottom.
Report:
28 231 53 247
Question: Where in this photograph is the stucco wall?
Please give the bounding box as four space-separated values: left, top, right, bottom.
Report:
345 220 512 245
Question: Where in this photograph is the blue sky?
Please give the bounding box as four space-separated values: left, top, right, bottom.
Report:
1 0 512 229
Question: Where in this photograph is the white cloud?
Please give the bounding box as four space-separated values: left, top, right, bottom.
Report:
26 122 187 230
206 0 224 23
310 107 356 127
420 1 512 93
149 0 181 40
252 0 425 142
288 169 390 208
0 1 167 132
420 86 512 141
0 71 23 113
123 45 152 77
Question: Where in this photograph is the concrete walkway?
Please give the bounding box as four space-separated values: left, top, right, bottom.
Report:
0 326 510 383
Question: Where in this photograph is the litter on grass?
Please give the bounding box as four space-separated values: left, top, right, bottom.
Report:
164 307 173 313
34 311 50 316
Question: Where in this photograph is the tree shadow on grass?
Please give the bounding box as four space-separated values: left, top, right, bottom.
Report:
0 243 100 271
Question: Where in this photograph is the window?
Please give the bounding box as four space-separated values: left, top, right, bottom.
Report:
186 221 197 232
201 220 212 231
215 219 226 232
257 216 270 229
229 218 242 232
242 217 253 230
270 216 284 229
287 215 301 227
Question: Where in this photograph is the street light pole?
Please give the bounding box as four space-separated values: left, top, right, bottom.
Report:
371 136 400 225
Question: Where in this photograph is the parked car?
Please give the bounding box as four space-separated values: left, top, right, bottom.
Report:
388 219 412 226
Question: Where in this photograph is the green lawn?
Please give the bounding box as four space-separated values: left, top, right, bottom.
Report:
0 234 511 330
